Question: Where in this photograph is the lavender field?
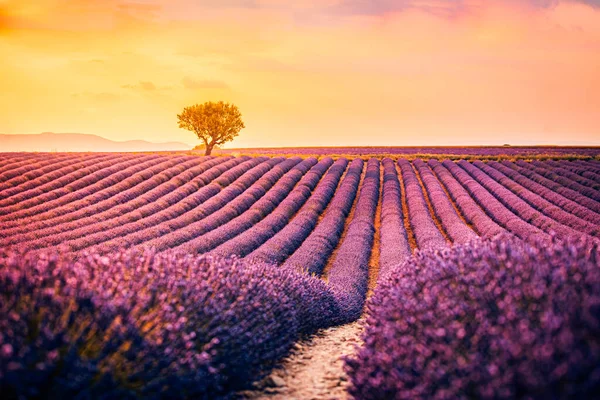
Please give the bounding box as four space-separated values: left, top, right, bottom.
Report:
1 151 599 399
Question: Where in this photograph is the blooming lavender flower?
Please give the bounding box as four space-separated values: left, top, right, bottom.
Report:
427 159 506 238
1 156 228 241
246 158 349 265
345 234 600 399
0 154 166 218
281 158 363 275
412 159 477 244
542 160 600 190
440 160 548 241
474 160 600 236
0 247 340 399
0 153 111 198
0 153 109 189
171 158 321 255
378 158 411 279
503 160 600 215
488 161 600 225
398 159 448 251
327 158 380 323
208 158 336 258
459 160 588 240
30 157 269 253
520 161 600 202
570 160 600 176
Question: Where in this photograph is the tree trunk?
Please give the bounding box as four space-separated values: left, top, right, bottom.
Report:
205 143 215 156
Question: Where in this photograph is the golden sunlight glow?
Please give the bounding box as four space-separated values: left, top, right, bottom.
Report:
0 0 599 147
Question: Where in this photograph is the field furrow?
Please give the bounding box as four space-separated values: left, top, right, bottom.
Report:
326 158 380 324
0 153 137 211
413 159 478 244
427 160 505 238
0 153 80 181
475 161 600 236
459 160 582 239
547 160 600 186
440 160 547 240
529 160 600 200
174 157 328 255
398 159 448 251
0 153 111 197
281 159 363 275
0 154 166 219
505 160 600 214
209 157 341 259
31 157 272 253
377 158 411 280
1 152 599 400
488 161 600 225
1 157 223 241
245 158 350 265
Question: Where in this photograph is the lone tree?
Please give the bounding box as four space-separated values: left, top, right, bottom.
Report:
177 101 245 155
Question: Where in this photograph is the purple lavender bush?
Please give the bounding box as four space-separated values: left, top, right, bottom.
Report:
0 248 339 399
345 234 600 399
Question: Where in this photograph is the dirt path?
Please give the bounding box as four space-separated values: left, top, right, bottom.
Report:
238 163 380 400
238 320 363 400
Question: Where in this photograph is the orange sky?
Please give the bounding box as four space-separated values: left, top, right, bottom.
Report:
1 0 599 147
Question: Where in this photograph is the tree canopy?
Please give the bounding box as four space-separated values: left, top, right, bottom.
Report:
177 101 245 155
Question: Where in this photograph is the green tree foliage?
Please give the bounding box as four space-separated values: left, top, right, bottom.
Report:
177 101 245 155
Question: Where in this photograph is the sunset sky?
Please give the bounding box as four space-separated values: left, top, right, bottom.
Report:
1 0 599 148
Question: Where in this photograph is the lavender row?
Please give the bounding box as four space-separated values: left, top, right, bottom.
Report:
2 156 221 237
0 248 343 399
2 156 228 243
378 158 411 280
531 161 600 193
327 158 380 324
413 159 478 244
2 156 222 238
0 154 168 220
427 160 505 238
398 159 448 251
0 152 47 163
549 160 600 185
0 153 48 175
518 160 600 203
21 157 272 252
440 160 547 240
174 158 329 255
459 160 584 240
209 157 339 259
245 158 350 265
0 153 72 172
541 160 600 190
1 155 193 237
557 160 600 178
487 161 600 226
0 153 143 211
0 153 112 197
280 159 363 275
504 161 600 214
0 153 81 183
572 160 600 175
473 161 599 237
135 157 308 253
86 158 285 254
345 235 600 399
0 153 142 207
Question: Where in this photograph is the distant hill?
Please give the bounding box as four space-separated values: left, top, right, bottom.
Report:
0 132 192 152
